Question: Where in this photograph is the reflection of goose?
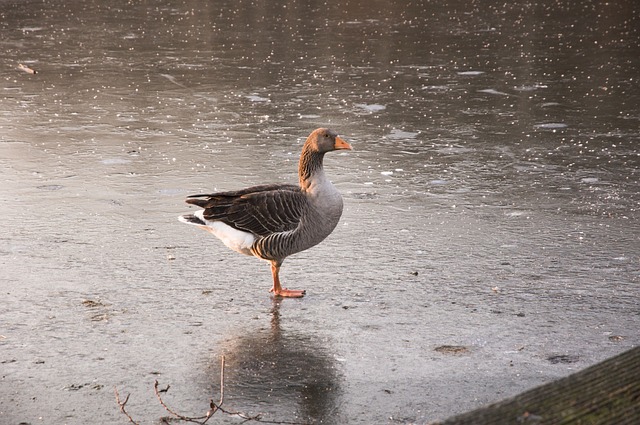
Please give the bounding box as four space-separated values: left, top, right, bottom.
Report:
179 128 352 298
206 300 342 423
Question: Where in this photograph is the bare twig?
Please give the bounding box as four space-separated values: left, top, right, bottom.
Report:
202 355 226 422
211 404 263 422
117 355 309 425
153 356 224 424
219 355 225 407
114 387 140 425
154 379 210 423
153 355 264 424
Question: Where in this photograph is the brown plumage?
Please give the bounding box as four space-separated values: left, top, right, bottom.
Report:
179 128 352 297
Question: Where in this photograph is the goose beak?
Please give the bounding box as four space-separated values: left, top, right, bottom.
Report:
334 136 353 151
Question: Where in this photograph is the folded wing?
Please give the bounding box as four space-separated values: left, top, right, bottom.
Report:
185 184 307 237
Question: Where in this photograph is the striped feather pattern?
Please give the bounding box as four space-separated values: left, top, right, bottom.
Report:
185 184 307 237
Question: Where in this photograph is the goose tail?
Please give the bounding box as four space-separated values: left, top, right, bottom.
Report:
178 213 206 226
185 196 211 208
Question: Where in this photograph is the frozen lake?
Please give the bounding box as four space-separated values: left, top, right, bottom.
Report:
1 0 638 423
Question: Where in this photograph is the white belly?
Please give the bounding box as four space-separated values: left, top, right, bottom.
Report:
196 211 255 256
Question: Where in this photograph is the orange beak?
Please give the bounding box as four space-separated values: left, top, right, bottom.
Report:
334 136 353 150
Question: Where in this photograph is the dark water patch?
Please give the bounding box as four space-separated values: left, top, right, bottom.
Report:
547 354 580 365
435 345 470 355
36 184 64 191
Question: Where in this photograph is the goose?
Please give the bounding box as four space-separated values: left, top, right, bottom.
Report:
178 128 352 298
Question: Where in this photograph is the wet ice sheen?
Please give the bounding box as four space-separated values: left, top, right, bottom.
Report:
1 0 639 424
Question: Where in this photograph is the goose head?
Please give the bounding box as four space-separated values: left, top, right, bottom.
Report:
306 128 352 153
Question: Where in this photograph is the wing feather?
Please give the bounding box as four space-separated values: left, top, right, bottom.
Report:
185 184 307 237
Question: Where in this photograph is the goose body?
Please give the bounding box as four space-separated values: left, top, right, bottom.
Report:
179 128 352 297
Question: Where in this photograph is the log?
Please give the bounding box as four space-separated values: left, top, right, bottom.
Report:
438 347 640 425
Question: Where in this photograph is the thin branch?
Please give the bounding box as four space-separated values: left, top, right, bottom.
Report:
202 355 226 423
154 380 210 423
152 355 262 424
209 403 263 422
219 355 225 407
117 355 310 425
114 387 140 425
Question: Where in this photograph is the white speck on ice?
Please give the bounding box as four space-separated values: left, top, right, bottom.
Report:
534 123 568 129
246 95 269 102
457 70 485 76
387 129 419 139
355 103 386 112
581 177 599 184
478 88 509 96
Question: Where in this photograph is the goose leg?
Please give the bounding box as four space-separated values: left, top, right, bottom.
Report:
269 261 305 298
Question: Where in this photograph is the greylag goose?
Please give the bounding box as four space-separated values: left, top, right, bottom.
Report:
178 128 352 298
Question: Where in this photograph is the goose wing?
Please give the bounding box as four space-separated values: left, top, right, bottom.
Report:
185 184 307 237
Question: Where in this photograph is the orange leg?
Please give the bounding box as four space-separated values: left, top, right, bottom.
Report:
269 261 305 298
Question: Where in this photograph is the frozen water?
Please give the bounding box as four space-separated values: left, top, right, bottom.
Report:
1 0 638 424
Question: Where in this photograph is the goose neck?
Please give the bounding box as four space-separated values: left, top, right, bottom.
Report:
298 147 325 190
